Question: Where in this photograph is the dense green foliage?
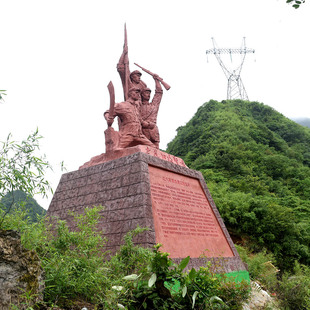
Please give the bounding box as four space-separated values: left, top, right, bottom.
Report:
237 244 310 309
166 100 310 270
1 207 250 310
1 206 110 308
0 130 52 227
109 236 250 310
2 118 309 308
278 262 310 309
0 190 46 222
3 204 310 309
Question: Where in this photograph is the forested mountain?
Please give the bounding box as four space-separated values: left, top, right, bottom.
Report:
293 117 310 128
166 99 310 271
0 190 46 222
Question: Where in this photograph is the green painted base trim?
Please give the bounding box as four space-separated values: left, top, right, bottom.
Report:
165 270 250 294
221 270 250 283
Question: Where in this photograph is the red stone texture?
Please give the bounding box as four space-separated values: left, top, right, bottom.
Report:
149 166 234 259
79 145 187 169
47 151 246 273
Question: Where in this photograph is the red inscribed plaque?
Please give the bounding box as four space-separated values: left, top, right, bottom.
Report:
149 166 234 258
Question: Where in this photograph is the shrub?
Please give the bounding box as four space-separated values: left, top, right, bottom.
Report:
235 245 279 292
1 205 111 307
40 206 110 305
278 262 310 310
111 243 250 310
2 206 251 309
0 130 52 228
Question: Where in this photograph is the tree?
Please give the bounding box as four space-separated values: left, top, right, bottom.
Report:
0 129 52 227
166 99 310 269
287 0 306 9
0 190 46 222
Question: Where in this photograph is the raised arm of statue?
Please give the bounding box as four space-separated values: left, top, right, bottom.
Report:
117 45 127 69
117 45 129 74
151 74 163 107
140 74 163 132
117 50 130 98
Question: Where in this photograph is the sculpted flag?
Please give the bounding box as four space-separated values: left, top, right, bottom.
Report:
117 24 147 100
123 24 129 100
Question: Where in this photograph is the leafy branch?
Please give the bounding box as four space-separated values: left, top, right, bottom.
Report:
0 129 53 227
0 90 6 102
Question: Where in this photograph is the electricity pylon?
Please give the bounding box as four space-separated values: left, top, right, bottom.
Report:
206 38 255 100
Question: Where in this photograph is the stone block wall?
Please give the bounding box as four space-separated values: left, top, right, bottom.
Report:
47 151 246 272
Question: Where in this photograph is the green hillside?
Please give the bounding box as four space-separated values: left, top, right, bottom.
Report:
166 99 310 270
0 190 46 222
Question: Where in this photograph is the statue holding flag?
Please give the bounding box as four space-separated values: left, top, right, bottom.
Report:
104 25 170 151
116 25 147 100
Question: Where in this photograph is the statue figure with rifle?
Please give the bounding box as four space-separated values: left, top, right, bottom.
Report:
136 64 168 149
104 25 170 151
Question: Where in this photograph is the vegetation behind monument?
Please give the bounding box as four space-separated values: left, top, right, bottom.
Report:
0 129 251 309
2 101 310 308
166 99 310 271
0 190 46 222
0 130 52 228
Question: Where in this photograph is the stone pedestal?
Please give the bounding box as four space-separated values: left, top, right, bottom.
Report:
47 147 246 272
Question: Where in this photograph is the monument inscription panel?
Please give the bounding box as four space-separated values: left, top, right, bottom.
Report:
149 165 234 258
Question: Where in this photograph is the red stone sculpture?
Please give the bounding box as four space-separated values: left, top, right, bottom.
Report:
104 24 170 152
140 75 163 148
104 87 154 149
48 25 247 275
117 26 147 101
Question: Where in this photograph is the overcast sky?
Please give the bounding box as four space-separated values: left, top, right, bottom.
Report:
1 0 309 209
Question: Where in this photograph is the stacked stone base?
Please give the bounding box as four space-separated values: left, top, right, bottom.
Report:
47 149 246 273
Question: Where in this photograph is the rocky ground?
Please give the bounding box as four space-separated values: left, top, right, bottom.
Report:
242 281 279 310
